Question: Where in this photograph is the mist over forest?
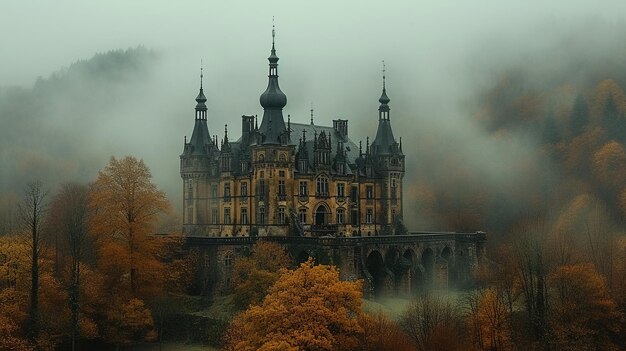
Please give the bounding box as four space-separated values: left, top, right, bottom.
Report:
4 3 626 350
3 12 626 249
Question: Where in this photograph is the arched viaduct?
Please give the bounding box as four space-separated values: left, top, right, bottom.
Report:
186 232 487 298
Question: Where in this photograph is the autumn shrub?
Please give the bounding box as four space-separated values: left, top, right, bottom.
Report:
224 259 367 351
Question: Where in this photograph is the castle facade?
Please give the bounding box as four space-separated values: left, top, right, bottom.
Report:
180 33 405 239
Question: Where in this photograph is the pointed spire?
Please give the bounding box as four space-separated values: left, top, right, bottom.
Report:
272 16 276 55
378 60 390 120
195 62 208 119
372 61 398 155
258 19 287 144
310 102 314 125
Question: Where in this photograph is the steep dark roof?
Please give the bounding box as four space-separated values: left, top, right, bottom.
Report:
187 119 212 156
371 119 396 155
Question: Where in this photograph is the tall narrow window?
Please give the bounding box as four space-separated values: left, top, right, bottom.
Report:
224 208 231 224
259 180 266 196
258 207 265 224
211 184 218 198
351 209 358 225
224 252 233 267
240 208 248 224
299 209 307 224
240 182 248 197
366 185 374 199
337 183 345 198
211 208 218 224
278 180 286 196
224 182 231 200
278 207 286 224
337 208 345 224
350 186 358 203
366 208 373 224
299 181 308 196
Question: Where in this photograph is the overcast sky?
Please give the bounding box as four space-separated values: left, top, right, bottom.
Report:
2 1 626 224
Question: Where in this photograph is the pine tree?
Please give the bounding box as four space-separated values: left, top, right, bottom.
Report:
570 94 589 136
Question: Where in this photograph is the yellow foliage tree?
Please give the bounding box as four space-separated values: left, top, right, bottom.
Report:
549 263 624 351
466 288 512 351
592 141 626 186
102 298 157 349
89 156 170 298
232 241 291 309
224 259 366 351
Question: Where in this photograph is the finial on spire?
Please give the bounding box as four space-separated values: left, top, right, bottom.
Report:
272 16 275 43
382 60 386 90
200 59 204 89
310 102 314 125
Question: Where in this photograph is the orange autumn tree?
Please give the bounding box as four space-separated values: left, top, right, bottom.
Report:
232 241 292 310
548 263 624 351
89 156 170 299
224 259 367 351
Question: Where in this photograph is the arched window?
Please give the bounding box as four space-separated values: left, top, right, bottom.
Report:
315 204 330 225
316 176 329 196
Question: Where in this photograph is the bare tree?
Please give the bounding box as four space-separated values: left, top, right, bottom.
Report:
48 183 90 351
399 294 465 351
511 217 550 344
18 181 48 341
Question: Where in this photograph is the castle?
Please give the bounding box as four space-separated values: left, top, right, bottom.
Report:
180 30 485 296
180 30 405 238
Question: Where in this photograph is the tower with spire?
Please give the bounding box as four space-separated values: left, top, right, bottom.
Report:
258 21 289 145
370 61 405 230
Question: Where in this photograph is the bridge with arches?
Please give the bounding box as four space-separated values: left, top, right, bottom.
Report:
186 231 487 297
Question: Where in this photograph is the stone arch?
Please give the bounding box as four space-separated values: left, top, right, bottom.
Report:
366 250 386 297
441 246 452 261
314 203 330 225
402 248 424 294
421 247 435 288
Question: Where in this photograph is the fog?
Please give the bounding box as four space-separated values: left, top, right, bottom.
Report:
2 0 626 232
